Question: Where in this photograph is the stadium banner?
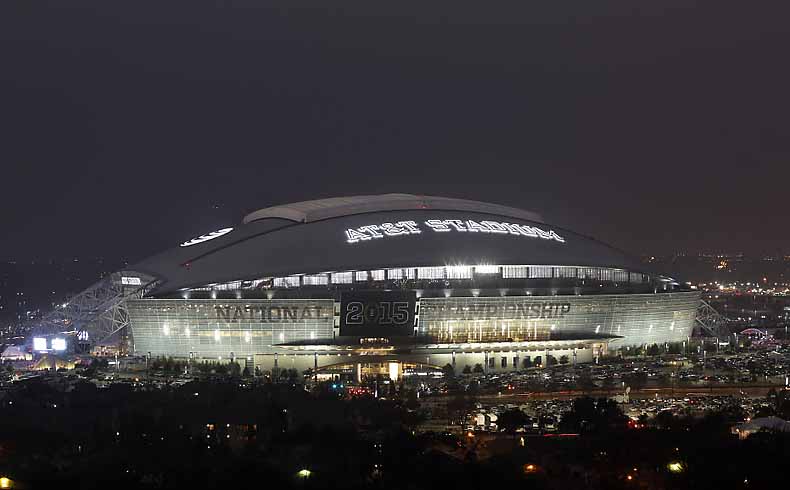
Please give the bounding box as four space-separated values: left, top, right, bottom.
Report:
340 290 417 336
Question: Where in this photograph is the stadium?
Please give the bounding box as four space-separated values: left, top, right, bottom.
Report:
36 194 701 380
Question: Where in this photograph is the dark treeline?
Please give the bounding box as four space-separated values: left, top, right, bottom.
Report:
0 380 788 489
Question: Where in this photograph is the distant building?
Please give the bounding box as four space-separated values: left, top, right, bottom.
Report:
733 416 790 439
1 344 31 361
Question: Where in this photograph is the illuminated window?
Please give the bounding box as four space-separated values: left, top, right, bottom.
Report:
529 266 553 279
274 276 300 288
387 269 404 280
331 272 353 284
388 268 416 280
579 268 600 280
502 266 528 278
370 270 385 281
446 266 472 279
302 274 328 286
355 271 368 281
417 267 445 280
554 267 577 278
613 270 629 282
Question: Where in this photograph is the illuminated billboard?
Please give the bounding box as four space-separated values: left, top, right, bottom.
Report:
33 337 47 352
51 338 67 351
340 291 417 337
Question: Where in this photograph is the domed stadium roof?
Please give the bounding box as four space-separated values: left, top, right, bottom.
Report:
132 194 643 294
242 194 544 224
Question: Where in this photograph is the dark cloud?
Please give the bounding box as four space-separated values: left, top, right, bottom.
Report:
1 0 788 261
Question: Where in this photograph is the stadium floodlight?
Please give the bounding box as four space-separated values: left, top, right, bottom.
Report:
51 338 67 351
33 337 47 352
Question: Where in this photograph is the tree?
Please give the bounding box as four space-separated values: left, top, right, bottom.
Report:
653 410 678 430
646 344 660 356
462 365 472 375
577 372 595 392
498 408 530 436
623 371 648 391
559 397 628 433
546 355 557 367
400 409 426 432
559 355 569 365
472 363 484 374
442 363 455 378
447 394 476 425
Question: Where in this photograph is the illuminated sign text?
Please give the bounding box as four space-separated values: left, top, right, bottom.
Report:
345 219 564 244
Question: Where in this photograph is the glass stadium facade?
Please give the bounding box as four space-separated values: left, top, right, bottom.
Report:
127 289 699 359
417 293 698 348
128 299 335 358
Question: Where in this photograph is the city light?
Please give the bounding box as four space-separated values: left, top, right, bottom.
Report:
0 477 12 489
296 469 312 478
51 338 67 351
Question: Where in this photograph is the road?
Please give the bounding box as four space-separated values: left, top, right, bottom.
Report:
476 384 782 402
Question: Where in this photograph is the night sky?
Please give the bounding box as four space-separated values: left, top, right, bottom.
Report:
2 1 789 263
